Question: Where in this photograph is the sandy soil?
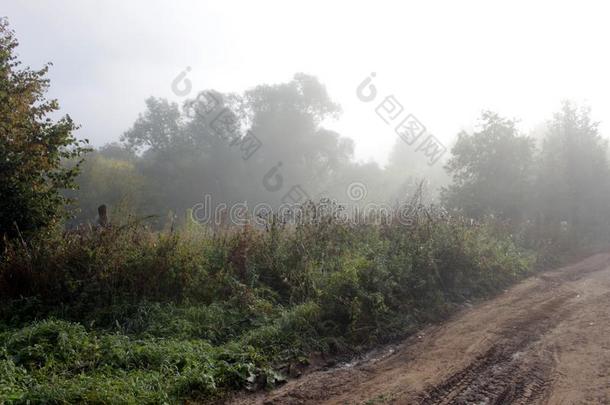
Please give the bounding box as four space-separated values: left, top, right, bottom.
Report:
230 253 610 405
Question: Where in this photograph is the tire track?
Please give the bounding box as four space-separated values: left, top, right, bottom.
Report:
418 293 572 405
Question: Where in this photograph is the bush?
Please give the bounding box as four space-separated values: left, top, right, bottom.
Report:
0 202 538 402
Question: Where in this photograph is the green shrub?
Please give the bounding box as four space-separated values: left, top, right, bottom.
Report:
0 202 539 402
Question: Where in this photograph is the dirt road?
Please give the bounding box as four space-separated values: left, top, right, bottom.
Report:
233 253 610 404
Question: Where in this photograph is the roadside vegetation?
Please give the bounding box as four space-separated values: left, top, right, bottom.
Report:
2 17 609 403
1 206 538 403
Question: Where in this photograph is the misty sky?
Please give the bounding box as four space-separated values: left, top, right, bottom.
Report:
4 0 610 164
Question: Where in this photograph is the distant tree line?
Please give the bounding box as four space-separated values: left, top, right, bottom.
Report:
69 83 610 246
2 14 609 248
442 104 610 243
67 74 445 228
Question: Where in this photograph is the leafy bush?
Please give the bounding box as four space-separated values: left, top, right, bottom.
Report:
0 203 538 402
0 18 89 243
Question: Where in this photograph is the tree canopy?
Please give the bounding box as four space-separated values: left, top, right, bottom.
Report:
0 18 88 240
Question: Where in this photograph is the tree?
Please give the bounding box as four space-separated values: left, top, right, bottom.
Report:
121 97 182 153
117 74 355 219
0 18 88 240
536 102 610 238
240 73 353 202
442 111 535 221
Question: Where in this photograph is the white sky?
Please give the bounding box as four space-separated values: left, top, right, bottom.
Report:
5 0 610 165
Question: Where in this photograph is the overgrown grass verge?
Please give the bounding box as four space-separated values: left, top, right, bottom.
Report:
1 204 538 403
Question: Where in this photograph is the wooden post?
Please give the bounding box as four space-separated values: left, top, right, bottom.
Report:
98 204 108 228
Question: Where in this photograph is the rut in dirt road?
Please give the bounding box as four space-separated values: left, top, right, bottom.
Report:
417 294 571 405
231 253 610 405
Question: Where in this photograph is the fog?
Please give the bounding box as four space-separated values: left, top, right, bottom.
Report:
4 0 610 236
4 3 610 402
6 0 610 164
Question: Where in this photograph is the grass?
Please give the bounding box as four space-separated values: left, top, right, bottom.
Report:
0 202 539 403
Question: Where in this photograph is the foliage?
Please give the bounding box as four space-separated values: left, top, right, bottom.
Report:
443 106 610 248
96 74 355 220
0 18 89 241
0 203 536 403
442 111 535 221
1 15 605 405
536 101 610 241
66 150 145 226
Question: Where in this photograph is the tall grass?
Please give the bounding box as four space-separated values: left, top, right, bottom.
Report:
0 201 536 403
